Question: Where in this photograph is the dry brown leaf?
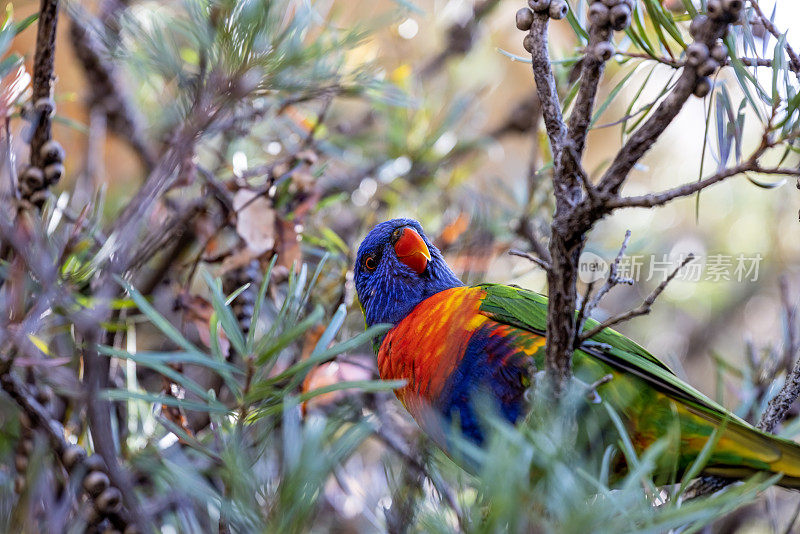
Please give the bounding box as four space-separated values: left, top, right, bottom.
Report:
233 189 276 255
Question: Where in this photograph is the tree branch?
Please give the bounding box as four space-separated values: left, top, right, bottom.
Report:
28 0 60 171
526 13 567 157
597 18 732 196
750 0 800 77
608 162 800 209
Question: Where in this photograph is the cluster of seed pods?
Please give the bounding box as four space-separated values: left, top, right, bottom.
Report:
15 394 133 533
19 96 65 207
687 0 744 97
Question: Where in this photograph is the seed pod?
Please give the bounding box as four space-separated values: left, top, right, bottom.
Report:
523 34 536 53
30 189 49 208
685 42 710 66
609 4 631 30
707 0 724 20
588 3 610 26
40 140 65 164
84 471 110 497
618 0 635 9
19 438 34 455
710 42 728 62
593 41 615 61
14 475 25 494
62 445 87 471
85 454 106 473
722 0 743 15
84 504 101 525
34 97 56 118
549 0 568 19
694 76 712 97
96 487 122 513
15 454 28 472
44 162 64 184
21 166 45 190
600 0 617 6
18 410 32 429
528 0 551 13
689 15 709 39
697 58 718 76
516 8 534 30
35 386 50 405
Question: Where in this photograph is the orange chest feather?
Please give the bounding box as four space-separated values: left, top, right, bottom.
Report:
376 287 489 409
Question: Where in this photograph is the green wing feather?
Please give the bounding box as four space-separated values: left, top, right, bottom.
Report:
477 283 800 485
478 283 738 418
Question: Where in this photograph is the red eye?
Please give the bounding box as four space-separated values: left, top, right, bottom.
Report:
364 255 377 271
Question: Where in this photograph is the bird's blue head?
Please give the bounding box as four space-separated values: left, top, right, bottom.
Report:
354 218 463 329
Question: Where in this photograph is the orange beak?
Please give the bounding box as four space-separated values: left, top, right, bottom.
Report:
394 227 431 274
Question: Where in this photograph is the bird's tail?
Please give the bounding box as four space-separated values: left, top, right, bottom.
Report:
691 408 800 489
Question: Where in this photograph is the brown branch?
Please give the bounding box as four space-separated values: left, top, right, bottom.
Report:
579 254 694 342
750 0 800 77
567 25 613 157
526 13 567 158
597 18 732 196
608 162 800 209
68 6 156 170
418 0 501 79
28 0 60 171
616 50 784 71
509 248 551 271
757 280 800 435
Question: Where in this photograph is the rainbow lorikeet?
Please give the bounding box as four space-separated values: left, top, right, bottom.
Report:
354 218 800 487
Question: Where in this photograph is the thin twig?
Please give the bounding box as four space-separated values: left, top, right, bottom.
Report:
575 230 633 344
509 248 551 271
579 254 694 341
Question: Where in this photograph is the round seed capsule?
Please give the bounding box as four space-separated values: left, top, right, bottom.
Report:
609 4 631 30
34 97 56 118
84 471 110 497
30 189 49 208
697 58 719 76
96 487 122 513
549 0 568 20
528 0 551 13
689 15 709 39
21 166 45 189
19 438 34 455
707 0 724 20
722 0 743 15
62 445 87 471
85 454 106 473
710 43 728 62
588 3 610 26
40 140 65 164
685 42 710 66
516 8 534 30
44 162 64 184
593 41 615 61
18 410 32 429
523 34 536 53
694 77 712 97
15 454 28 472
14 475 25 494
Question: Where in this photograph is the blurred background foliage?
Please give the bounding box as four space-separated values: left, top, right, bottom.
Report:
0 0 799 532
